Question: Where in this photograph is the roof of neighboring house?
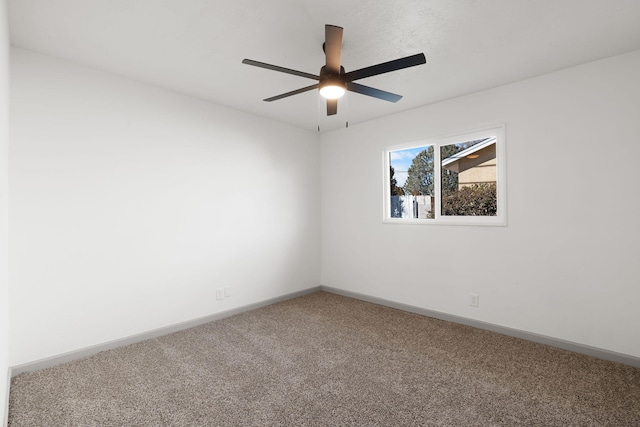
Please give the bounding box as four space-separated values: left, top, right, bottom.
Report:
441 137 496 167
441 137 496 173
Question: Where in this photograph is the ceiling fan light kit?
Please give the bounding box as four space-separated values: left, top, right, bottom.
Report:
242 25 426 116
319 84 346 100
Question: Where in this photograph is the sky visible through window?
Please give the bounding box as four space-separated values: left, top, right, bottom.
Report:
389 146 430 187
390 140 486 187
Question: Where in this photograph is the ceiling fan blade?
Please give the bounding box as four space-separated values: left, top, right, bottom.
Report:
327 99 338 116
324 25 343 73
242 59 320 81
346 82 402 102
343 53 426 82
264 84 320 102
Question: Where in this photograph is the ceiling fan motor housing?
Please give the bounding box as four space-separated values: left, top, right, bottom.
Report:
319 65 346 90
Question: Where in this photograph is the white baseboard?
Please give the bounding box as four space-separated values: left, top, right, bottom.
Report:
320 285 640 368
10 284 640 378
10 286 321 377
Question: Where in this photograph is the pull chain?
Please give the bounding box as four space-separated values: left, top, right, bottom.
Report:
345 92 349 128
317 94 321 132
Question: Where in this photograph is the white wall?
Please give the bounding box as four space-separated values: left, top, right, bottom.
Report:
9 48 320 365
0 1 10 424
321 50 640 358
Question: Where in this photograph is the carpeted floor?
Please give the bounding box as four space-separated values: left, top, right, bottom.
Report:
8 291 640 426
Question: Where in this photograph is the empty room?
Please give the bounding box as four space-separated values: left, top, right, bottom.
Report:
1 0 640 425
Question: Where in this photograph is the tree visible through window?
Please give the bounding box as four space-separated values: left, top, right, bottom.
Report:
404 147 434 196
389 166 405 218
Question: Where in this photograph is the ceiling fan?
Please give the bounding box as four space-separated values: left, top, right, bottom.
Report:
242 25 426 116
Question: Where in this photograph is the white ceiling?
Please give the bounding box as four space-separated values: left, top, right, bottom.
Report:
8 0 640 132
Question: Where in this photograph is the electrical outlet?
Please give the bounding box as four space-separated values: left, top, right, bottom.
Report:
216 288 224 301
469 293 479 307
224 286 231 298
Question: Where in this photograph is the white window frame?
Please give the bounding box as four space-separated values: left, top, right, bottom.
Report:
383 124 506 226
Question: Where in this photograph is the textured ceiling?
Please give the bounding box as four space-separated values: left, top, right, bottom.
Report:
8 0 640 132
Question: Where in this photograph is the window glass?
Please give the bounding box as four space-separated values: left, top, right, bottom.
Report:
440 138 497 217
389 145 433 219
384 125 505 225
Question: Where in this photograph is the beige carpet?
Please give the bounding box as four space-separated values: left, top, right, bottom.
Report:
8 291 640 426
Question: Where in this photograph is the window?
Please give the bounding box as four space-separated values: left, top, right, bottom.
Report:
383 125 506 225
